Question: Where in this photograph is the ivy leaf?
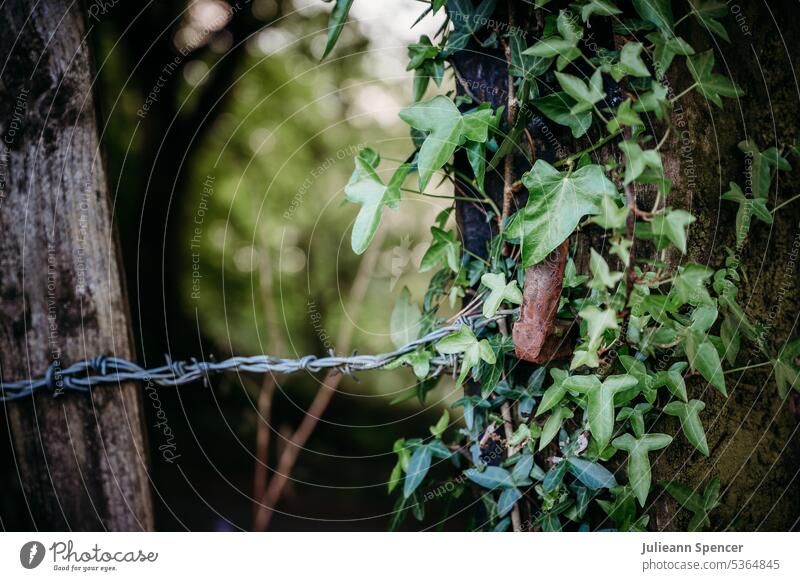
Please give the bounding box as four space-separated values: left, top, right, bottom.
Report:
663 400 709 456
497 487 523 518
420 226 461 273
322 0 355 59
480 273 523 318
407 35 439 70
566 457 618 489
618 140 663 185
633 81 670 119
647 32 694 78
687 50 744 108
720 316 741 365
505 160 618 267
531 92 593 138
691 0 730 43
737 140 792 198
673 263 714 306
403 445 432 498
773 337 800 397
390 288 422 348
555 69 605 114
589 248 623 290
613 42 650 80
571 306 619 369
523 10 583 70
464 465 515 489
344 152 410 254
539 405 574 451
590 194 629 230
399 96 491 189
563 374 637 448
536 368 570 416
606 99 644 134
612 433 673 506
648 208 696 254
632 0 674 32
653 361 689 402
429 409 450 439
508 30 552 80
436 325 496 386
617 403 652 438
581 0 622 21
444 0 497 55
721 182 773 247
686 331 727 396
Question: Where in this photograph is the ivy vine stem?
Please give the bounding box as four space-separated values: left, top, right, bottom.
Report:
723 360 774 375
671 82 699 103
771 192 800 213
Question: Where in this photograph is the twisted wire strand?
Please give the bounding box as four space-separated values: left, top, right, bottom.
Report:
0 310 516 403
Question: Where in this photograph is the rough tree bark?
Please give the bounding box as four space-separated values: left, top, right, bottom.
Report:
0 0 154 530
454 0 800 531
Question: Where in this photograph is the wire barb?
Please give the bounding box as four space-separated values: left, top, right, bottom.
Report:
0 310 516 403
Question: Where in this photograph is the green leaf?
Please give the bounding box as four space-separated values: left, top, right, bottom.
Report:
632 0 674 32
606 99 645 134
720 316 741 365
403 445 432 498
581 0 622 21
464 466 515 489
618 140 663 185
571 306 619 369
539 405 574 451
737 140 791 198
407 35 438 70
444 0 497 55
523 10 583 70
566 457 618 489
436 325 496 386
542 459 569 492
648 208 695 254
673 263 714 306
480 272 523 318
399 96 491 189
774 337 800 397
531 93 593 138
536 368 570 416
497 487 523 517
508 30 552 80
589 249 623 290
653 361 688 402
590 194 630 230
390 288 422 348
555 69 605 114
722 182 773 247
564 374 637 448
687 50 744 109
322 0 355 59
647 32 694 78
505 160 618 267
691 0 730 43
615 42 650 79
613 433 673 506
420 227 461 273
344 153 410 254
663 399 709 456
686 332 727 396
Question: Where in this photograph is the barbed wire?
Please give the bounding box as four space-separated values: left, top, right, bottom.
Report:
0 310 517 403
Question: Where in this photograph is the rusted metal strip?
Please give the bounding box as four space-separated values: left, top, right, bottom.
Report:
512 240 573 363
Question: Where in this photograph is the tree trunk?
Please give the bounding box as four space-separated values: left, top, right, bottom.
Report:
0 0 154 530
454 0 800 531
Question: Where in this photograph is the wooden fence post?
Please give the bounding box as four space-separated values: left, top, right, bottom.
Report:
0 0 154 530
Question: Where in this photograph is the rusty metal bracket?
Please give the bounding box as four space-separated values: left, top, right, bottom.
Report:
512 241 574 363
